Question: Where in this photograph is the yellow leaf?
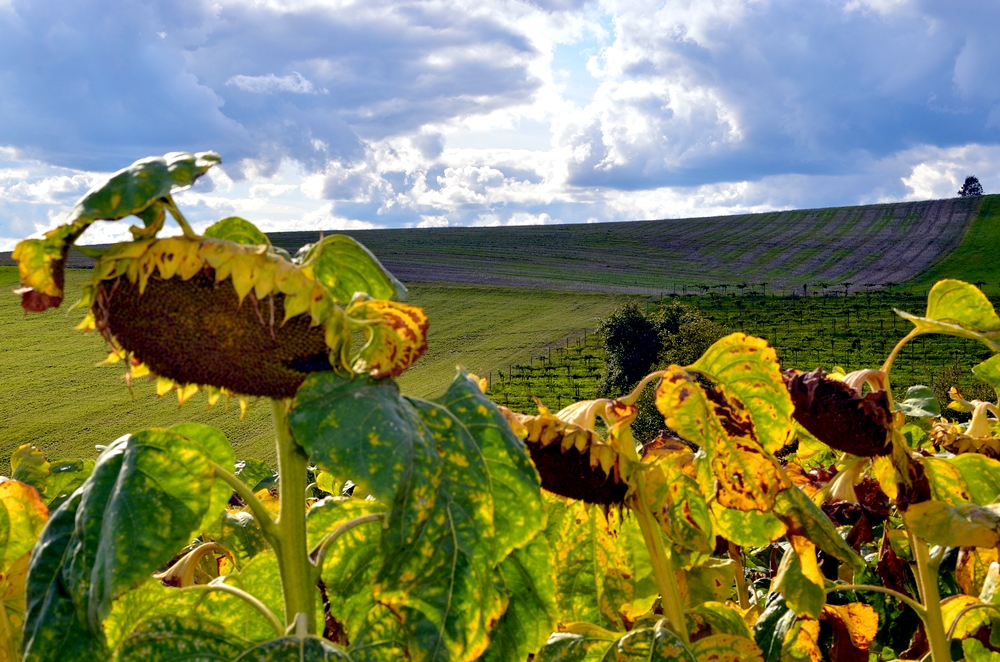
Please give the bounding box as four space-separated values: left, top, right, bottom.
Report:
782 616 821 662
942 594 991 639
658 366 786 511
347 297 430 379
821 602 878 657
690 634 764 662
957 548 999 597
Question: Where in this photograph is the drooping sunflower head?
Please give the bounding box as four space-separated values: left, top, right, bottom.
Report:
783 367 894 457
13 152 428 402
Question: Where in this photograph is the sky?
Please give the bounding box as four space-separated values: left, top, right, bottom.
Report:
2 0 1000 249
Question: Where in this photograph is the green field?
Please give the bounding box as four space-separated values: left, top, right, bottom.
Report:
6 193 1000 471
0 266 626 472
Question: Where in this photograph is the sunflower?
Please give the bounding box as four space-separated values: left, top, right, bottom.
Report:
12 152 428 404
783 367 894 457
929 387 1000 457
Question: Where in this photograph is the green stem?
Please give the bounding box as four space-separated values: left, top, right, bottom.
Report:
212 462 281 545
911 535 952 661
630 472 689 643
180 583 285 637
826 584 926 618
728 541 749 610
164 196 200 240
310 513 384 583
881 328 920 376
271 398 317 634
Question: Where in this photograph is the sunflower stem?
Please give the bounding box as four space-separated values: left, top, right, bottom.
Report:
911 534 951 661
630 472 689 643
164 196 200 240
271 398 317 634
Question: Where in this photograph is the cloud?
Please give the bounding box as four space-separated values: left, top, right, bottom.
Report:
4 0 1000 246
226 72 325 95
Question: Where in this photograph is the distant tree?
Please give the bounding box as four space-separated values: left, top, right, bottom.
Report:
596 303 661 397
959 175 984 197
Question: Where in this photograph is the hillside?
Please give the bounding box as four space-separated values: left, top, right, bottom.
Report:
2 195 990 293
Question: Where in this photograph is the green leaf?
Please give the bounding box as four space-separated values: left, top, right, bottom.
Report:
306 497 386 551
685 558 736 607
922 457 973 505
203 216 271 247
710 504 787 549
974 355 1000 396
113 614 249 660
0 479 49 574
42 459 94 508
535 622 696 662
10 445 49 494
924 279 1000 332
302 235 406 303
171 422 235 531
22 492 108 661
686 602 754 639
478 535 558 662
644 459 714 554
237 551 314 629
753 594 797 662
949 454 1000 506
293 372 524 662
235 635 352 660
374 396 503 662
773 536 825 619
106 579 279 648
964 638 1000 662
205 510 269 570
236 459 276 493
773 487 862 570
544 498 656 630
903 501 1000 548
306 499 405 662
69 152 220 225
291 375 439 506
895 310 1000 352
89 429 216 624
435 369 544 561
689 333 795 454
897 385 940 418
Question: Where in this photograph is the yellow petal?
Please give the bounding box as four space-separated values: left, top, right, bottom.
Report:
176 382 200 406
156 376 176 396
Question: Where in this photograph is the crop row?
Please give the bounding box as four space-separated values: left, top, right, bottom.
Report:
491 290 997 414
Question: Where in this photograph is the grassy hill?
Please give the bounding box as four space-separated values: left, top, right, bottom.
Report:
2 195 989 293
0 266 626 470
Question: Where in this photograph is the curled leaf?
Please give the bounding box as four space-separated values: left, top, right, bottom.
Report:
346 295 429 378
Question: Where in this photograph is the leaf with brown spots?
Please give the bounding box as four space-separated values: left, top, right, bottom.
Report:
690 333 795 454
658 366 785 511
821 603 878 662
347 295 429 378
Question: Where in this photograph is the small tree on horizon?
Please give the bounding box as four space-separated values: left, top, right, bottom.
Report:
959 175 984 197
